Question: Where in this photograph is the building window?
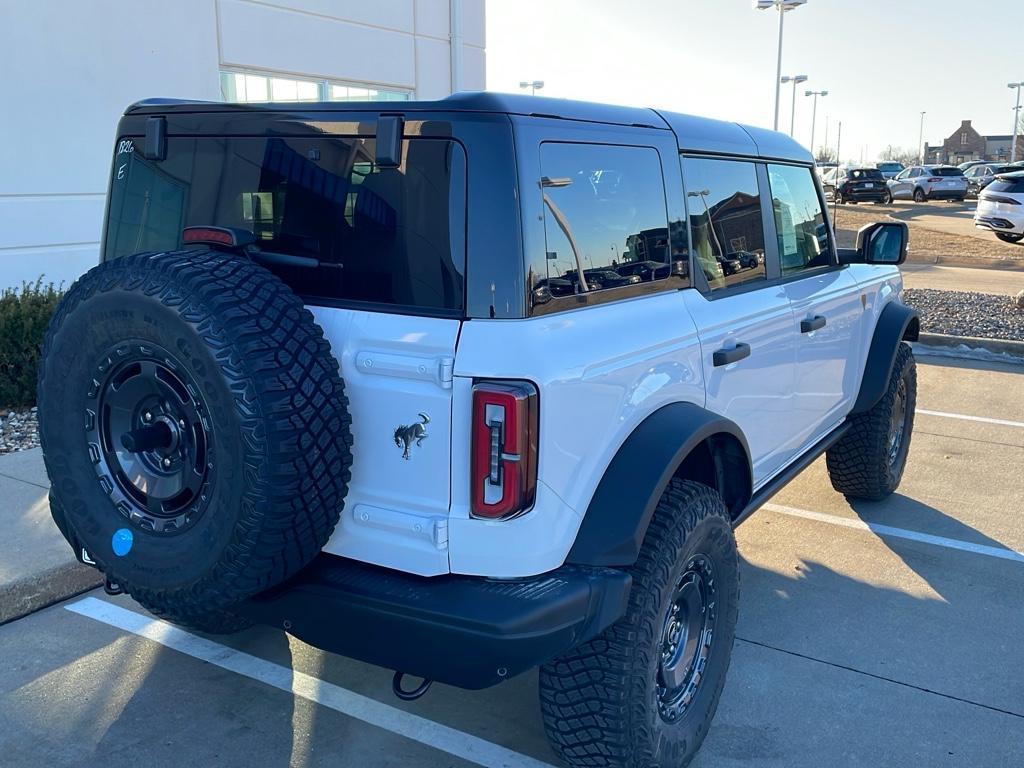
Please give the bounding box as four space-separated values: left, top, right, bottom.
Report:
220 70 410 104
960 132 969 145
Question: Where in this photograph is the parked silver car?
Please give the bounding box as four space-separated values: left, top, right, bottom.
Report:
885 165 968 203
875 161 904 180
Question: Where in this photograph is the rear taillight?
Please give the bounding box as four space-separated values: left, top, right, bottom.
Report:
927 177 943 183
471 381 538 519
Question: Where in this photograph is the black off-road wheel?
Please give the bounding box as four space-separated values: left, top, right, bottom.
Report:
38 250 353 633
539 480 739 768
826 342 916 501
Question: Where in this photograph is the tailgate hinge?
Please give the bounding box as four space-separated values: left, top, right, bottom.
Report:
438 357 454 389
433 518 449 550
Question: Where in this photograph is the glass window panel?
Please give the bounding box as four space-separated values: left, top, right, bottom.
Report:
537 143 672 297
244 74 268 102
105 137 467 314
767 164 832 274
682 157 767 292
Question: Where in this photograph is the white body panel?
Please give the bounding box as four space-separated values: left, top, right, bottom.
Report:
311 307 458 576
681 286 800 485
975 194 1024 235
450 291 705 577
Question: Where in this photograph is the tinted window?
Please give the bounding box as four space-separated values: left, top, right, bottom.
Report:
987 177 1024 194
767 164 832 274
536 143 676 298
682 157 767 292
930 167 964 177
877 163 902 173
105 136 467 314
849 168 883 180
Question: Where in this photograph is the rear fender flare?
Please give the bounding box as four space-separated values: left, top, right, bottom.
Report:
566 402 751 568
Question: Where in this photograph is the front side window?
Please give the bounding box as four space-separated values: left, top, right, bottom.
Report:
767 164 832 274
536 143 678 299
682 157 767 293
106 136 466 314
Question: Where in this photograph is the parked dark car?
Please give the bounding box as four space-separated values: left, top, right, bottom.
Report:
965 164 1021 197
824 167 888 204
616 259 670 281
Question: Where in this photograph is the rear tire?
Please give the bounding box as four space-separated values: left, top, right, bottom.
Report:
913 187 927 203
38 250 354 632
826 343 916 500
995 232 1024 243
539 480 739 768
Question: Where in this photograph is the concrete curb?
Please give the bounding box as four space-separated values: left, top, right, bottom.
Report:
0 561 103 625
914 332 1024 365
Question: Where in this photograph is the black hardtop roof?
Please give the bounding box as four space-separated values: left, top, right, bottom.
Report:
127 91 812 163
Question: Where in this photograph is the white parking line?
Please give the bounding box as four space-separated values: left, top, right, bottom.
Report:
916 409 1024 430
66 597 555 768
763 503 1024 564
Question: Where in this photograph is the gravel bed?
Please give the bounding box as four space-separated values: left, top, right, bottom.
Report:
0 407 39 455
904 289 1024 342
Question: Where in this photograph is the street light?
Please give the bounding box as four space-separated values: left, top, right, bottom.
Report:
753 0 808 131
804 89 827 154
1010 82 1024 162
780 74 808 136
918 111 926 165
519 80 544 96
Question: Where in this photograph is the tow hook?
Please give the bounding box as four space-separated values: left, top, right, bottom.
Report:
392 671 433 701
103 577 124 596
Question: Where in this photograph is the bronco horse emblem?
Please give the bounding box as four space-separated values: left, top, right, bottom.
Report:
394 412 430 460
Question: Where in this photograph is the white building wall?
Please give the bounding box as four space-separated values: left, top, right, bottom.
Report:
0 0 485 291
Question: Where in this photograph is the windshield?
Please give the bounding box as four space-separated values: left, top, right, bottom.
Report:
877 163 902 172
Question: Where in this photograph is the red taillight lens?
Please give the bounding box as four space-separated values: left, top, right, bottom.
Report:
471 381 538 520
928 177 943 183
182 226 236 246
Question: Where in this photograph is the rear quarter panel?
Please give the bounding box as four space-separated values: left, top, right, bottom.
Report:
450 291 705 576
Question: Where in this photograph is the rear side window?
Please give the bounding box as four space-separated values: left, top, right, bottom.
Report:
105 136 467 315
987 177 1024 194
535 142 678 300
930 167 964 177
681 157 766 293
767 164 832 274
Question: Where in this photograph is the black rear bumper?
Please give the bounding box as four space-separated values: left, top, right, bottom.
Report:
237 554 632 690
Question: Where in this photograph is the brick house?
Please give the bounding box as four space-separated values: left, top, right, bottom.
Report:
923 120 1021 164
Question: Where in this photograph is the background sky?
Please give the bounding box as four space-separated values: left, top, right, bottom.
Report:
486 0 1024 163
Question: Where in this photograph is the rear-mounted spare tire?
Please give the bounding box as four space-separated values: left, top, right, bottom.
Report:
38 249 353 632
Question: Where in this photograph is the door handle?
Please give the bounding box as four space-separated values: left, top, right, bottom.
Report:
800 315 827 333
713 342 751 367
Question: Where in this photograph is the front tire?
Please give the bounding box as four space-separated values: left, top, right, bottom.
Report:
881 189 893 205
827 342 916 500
539 480 739 768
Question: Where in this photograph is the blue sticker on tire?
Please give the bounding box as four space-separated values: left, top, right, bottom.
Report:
112 528 133 557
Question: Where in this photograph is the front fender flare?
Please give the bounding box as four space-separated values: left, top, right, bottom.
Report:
565 402 750 568
851 301 920 415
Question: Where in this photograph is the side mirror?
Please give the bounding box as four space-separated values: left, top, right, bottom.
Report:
855 221 908 265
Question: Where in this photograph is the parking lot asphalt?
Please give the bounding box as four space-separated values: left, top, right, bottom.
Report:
1 355 1022 768
901 262 1024 294
887 201 986 241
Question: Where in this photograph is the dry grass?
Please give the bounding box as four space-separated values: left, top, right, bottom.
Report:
830 205 1024 264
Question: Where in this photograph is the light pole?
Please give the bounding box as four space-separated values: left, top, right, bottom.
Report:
781 75 808 136
805 89 827 154
918 111 926 165
1010 82 1024 162
753 1 808 131
519 80 544 96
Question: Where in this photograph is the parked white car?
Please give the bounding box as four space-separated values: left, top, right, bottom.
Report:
974 171 1024 243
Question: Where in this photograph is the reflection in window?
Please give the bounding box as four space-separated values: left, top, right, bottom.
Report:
535 143 676 299
105 137 465 313
682 158 766 292
767 164 831 274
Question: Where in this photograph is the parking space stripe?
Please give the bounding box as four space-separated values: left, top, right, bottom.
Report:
916 409 1024 430
66 597 556 768
763 503 1024 563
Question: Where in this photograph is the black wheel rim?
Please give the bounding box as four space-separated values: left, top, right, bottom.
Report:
887 376 908 469
86 342 214 535
657 554 716 723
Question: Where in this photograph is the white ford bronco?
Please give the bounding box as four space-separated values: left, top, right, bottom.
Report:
39 93 919 767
